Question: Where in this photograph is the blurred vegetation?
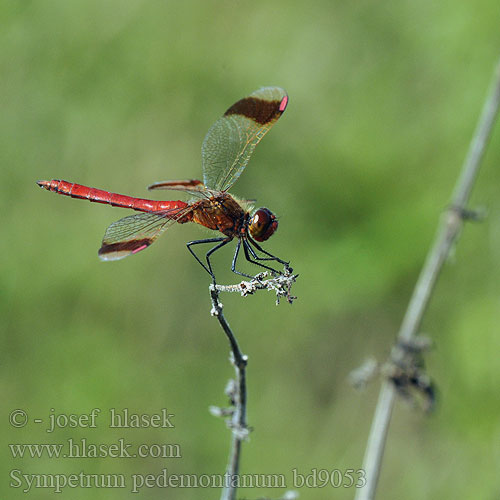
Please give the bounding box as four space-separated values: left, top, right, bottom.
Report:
2 1 500 499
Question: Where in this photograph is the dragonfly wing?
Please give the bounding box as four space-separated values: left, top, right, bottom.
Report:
147 179 206 192
98 209 189 261
201 87 288 192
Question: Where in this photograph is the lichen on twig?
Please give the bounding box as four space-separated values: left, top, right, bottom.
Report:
210 266 298 500
210 267 298 305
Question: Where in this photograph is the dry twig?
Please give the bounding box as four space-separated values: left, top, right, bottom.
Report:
356 56 500 500
209 267 297 500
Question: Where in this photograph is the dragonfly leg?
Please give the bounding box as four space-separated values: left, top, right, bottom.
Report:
241 239 282 275
186 237 228 281
205 237 233 280
246 237 290 268
230 239 260 280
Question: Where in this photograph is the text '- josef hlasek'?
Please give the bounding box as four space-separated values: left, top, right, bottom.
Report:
9 408 175 432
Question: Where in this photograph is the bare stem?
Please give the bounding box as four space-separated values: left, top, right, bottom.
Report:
210 286 248 500
209 268 297 500
356 56 500 500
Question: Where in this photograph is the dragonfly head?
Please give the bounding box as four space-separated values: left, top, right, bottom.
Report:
248 208 278 242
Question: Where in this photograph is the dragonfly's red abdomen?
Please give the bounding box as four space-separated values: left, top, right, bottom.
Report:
37 179 188 213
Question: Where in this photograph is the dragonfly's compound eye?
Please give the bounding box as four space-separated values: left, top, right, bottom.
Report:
249 208 278 242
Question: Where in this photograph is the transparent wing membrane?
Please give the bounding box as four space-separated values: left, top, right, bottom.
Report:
147 179 206 193
98 207 192 261
202 87 288 192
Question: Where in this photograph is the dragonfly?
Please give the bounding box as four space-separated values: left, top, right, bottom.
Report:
37 86 290 282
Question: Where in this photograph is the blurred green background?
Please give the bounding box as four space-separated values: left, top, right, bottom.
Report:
2 1 500 499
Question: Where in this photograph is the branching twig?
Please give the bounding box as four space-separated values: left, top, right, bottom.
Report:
209 268 297 500
356 56 500 500
211 268 298 305
210 286 248 500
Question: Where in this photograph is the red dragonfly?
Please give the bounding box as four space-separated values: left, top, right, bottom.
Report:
37 87 289 282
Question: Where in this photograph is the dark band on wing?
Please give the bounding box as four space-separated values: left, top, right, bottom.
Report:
148 179 204 191
98 238 152 257
224 97 286 125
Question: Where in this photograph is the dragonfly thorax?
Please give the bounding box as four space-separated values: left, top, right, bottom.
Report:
190 193 247 237
248 208 278 242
